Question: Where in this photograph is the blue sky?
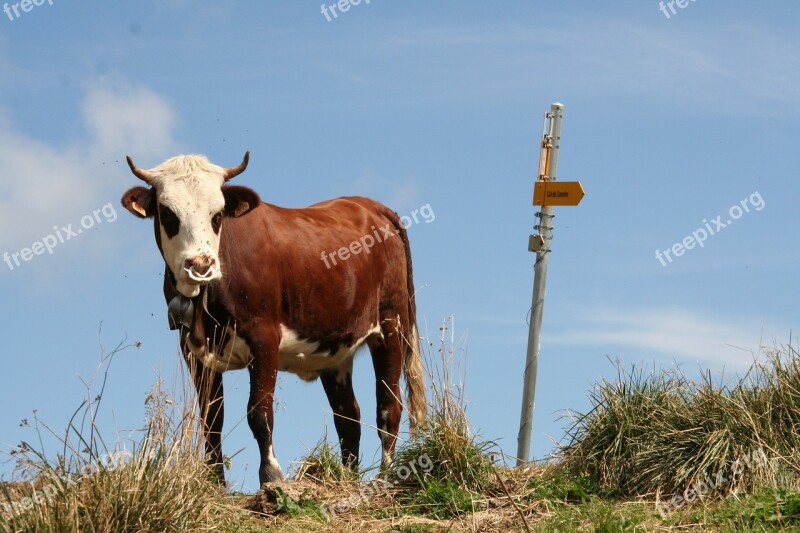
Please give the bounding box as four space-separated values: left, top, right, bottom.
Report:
1 1 799 491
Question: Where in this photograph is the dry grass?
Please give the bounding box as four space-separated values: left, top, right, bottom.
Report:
560 343 800 503
0 340 254 533
6 333 800 531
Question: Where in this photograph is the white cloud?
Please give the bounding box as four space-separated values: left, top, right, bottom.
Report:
84 81 179 161
0 77 180 253
545 308 782 368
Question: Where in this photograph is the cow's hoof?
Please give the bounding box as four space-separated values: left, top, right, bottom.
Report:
259 463 284 484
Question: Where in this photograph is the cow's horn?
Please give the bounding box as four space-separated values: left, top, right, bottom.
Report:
223 150 250 182
126 156 155 184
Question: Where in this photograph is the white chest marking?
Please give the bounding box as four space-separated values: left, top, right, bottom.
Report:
188 325 252 373
188 323 382 378
278 323 380 381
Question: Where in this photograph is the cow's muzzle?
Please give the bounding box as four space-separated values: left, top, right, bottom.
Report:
184 255 218 283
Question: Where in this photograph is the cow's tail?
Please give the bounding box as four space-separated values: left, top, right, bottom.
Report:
395 217 427 433
383 207 427 433
405 316 426 432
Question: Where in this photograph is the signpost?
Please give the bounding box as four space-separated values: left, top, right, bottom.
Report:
533 181 585 207
516 103 584 466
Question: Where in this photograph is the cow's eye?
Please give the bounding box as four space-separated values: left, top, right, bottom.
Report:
211 212 223 234
159 204 180 238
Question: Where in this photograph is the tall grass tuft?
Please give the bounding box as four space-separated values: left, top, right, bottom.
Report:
394 317 496 518
560 343 800 502
0 340 253 532
293 431 357 483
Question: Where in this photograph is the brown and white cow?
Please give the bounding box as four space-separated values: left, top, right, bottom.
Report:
121 151 426 484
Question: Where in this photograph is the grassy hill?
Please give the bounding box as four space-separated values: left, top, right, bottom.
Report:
3 331 800 532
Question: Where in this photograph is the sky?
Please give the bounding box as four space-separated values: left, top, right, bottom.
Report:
1 1 799 492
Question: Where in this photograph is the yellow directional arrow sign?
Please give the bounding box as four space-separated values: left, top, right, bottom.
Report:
533 180 585 206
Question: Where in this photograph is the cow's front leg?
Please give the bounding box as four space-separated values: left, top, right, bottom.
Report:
247 332 283 484
184 349 225 483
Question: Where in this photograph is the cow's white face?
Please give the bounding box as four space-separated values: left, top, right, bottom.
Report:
153 164 226 297
122 152 260 298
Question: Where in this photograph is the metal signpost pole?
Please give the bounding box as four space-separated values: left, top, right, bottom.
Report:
516 102 564 466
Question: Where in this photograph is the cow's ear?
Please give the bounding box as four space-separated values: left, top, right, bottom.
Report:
121 186 156 218
223 185 261 218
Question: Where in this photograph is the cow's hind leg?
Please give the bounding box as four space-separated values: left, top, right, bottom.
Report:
368 317 405 469
184 351 225 483
320 357 361 469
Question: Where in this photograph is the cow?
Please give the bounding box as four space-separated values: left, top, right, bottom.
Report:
120 151 426 485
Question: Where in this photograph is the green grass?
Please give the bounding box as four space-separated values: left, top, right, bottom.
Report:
697 488 800 531
400 478 477 520
390 318 497 523
272 487 329 520
294 432 358 483
560 345 800 504
395 318 496 490
527 467 601 505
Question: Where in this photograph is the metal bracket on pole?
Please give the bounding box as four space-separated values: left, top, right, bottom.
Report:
528 234 545 252
516 102 564 467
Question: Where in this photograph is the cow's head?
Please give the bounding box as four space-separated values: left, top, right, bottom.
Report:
121 151 260 298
